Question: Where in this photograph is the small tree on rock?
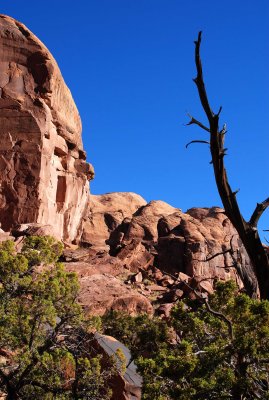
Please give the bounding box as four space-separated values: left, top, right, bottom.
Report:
0 236 115 400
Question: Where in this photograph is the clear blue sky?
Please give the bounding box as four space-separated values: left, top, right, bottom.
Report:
1 1 268 234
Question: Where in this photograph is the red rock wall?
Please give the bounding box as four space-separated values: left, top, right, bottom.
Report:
0 15 94 242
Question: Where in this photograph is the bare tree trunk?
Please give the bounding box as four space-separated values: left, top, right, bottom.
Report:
188 32 269 299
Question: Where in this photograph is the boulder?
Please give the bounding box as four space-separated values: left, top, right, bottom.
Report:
94 333 142 400
77 273 153 316
80 192 146 249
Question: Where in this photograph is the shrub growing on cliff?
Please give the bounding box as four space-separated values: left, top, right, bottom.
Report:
0 237 115 400
103 282 269 399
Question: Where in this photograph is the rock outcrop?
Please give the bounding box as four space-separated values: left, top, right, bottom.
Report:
0 14 94 242
80 192 147 249
64 193 251 316
0 15 249 310
0 13 256 323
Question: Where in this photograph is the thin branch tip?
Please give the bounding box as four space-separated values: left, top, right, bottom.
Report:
186 140 210 149
232 189 240 196
249 197 269 227
217 106 222 116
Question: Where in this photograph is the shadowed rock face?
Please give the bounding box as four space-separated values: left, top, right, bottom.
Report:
0 15 94 241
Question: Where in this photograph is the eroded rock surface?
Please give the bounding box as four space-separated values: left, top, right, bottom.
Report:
64 193 251 316
80 192 146 249
0 15 94 242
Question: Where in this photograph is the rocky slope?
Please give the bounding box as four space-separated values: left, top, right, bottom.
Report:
63 193 250 316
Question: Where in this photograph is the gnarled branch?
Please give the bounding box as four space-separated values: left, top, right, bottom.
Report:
204 299 233 340
249 197 269 227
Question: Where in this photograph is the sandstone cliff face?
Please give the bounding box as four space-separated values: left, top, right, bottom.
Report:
0 15 94 242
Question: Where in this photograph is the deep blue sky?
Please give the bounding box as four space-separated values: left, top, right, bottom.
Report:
1 1 268 234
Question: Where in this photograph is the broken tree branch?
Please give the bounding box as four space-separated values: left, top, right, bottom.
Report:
186 113 210 132
204 299 233 340
249 197 269 227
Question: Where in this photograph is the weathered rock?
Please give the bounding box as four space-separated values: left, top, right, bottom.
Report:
196 279 214 294
0 15 93 242
11 222 57 238
174 288 184 298
0 231 14 243
184 207 247 285
102 200 249 288
65 199 250 317
116 240 154 272
95 333 142 400
160 275 175 286
80 192 146 249
64 248 125 279
77 273 153 316
156 235 185 274
132 272 143 283
122 200 178 243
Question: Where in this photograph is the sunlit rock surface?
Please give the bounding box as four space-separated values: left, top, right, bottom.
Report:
0 14 94 242
95 333 142 400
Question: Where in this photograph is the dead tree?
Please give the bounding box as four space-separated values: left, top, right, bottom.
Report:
187 32 269 299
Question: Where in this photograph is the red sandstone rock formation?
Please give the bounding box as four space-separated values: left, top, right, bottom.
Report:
80 192 147 249
0 14 253 319
0 15 94 242
64 194 252 316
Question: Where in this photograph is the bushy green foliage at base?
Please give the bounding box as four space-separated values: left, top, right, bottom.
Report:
0 237 115 400
103 281 269 400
